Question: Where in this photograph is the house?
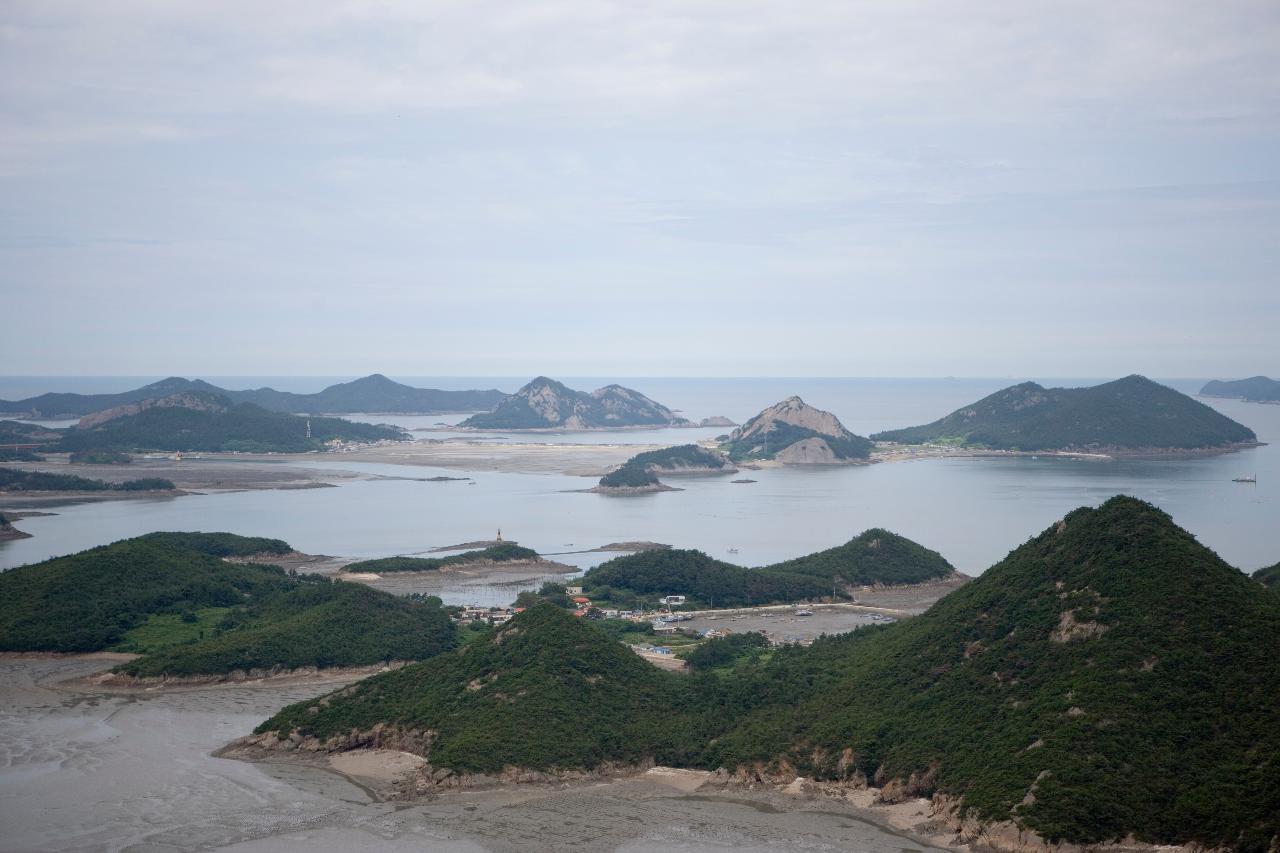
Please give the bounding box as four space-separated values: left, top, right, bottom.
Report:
565 586 583 596
571 596 591 606
660 595 687 606
652 622 677 635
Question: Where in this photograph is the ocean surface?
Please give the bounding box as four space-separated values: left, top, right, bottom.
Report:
2 377 1276 593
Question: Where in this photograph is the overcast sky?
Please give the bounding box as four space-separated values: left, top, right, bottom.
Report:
2 1 1277 377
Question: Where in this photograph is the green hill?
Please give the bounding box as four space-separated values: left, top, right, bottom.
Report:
0 534 457 675
1254 563 1280 592
872 375 1257 451
461 377 688 429
342 543 538 573
55 401 404 453
256 602 671 772
0 375 506 417
1201 376 1280 403
624 444 731 471
709 497 1280 849
117 581 456 677
582 530 955 607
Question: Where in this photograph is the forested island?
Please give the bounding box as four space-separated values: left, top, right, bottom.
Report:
341 543 540 574
721 397 873 463
461 377 689 429
0 533 456 679
593 444 733 494
53 392 406 453
872 375 1258 453
1200 375 1280 403
0 374 506 418
232 498 1280 851
581 529 957 607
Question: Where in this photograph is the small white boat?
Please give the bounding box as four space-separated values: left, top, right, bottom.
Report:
727 547 739 554
795 609 814 617
1233 475 1257 484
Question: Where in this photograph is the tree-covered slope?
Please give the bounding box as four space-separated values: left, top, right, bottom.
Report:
710 497 1280 849
343 543 539 573
0 536 297 652
55 402 404 453
0 534 457 675
1201 376 1280 403
256 603 672 772
1254 562 1280 592
872 375 1257 451
582 530 954 607
117 581 456 677
0 467 174 492
766 528 956 586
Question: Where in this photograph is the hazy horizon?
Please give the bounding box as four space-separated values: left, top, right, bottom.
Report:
3 2 1278 376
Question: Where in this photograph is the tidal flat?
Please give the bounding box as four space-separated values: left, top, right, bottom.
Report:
0 656 954 853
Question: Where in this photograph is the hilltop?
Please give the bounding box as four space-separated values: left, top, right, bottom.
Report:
1201 376 1280 403
0 375 506 418
233 497 1279 849
460 377 689 430
709 497 1280 849
582 529 956 608
342 543 540 574
0 533 456 677
245 603 671 775
593 444 733 494
55 397 404 453
872 375 1258 452
721 397 873 463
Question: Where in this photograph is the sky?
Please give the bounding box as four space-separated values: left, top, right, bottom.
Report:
2 1 1278 378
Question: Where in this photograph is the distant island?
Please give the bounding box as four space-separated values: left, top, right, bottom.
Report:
593 444 734 494
0 532 457 681
341 543 541 574
0 374 507 418
42 391 407 454
460 377 689 430
872 375 1258 453
0 467 176 493
227 497 1280 850
1200 375 1280 403
721 396 873 463
582 529 958 607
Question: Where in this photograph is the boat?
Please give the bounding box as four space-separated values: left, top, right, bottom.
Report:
727 547 739 554
1233 475 1257 483
795 609 814 617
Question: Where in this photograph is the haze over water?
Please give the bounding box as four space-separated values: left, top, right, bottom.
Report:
3 377 1275 595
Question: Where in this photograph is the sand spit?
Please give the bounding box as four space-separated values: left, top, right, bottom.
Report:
74 660 411 692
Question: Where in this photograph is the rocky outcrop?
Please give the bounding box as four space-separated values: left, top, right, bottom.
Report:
90 660 411 689
461 377 689 430
77 392 228 429
723 397 872 464
587 482 680 495
0 514 31 541
696 416 737 428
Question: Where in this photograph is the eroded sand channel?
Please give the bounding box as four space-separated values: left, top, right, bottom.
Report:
0 656 955 852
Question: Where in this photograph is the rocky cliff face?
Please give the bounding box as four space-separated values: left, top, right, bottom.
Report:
77 392 229 429
461 377 688 429
724 397 872 463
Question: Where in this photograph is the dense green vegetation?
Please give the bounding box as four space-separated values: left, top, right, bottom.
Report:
461 377 685 429
254 498 1280 850
582 530 954 607
117 581 456 677
136 531 292 557
1254 563 1280 592
258 603 673 772
1201 376 1280 403
0 467 174 492
872 375 1256 451
343 543 539 573
0 533 456 676
69 449 132 464
598 463 661 488
724 420 873 461
683 631 769 670
55 401 404 453
0 375 506 417
514 581 576 610
626 444 729 470
0 536 296 651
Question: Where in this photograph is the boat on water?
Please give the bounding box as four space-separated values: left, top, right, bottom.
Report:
727 547 739 554
1233 475 1257 483
795 609 814 617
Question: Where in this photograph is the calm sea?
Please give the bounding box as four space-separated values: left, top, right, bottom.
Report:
2 377 1276 596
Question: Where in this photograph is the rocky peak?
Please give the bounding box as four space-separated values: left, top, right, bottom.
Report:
77 392 230 429
733 396 853 441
